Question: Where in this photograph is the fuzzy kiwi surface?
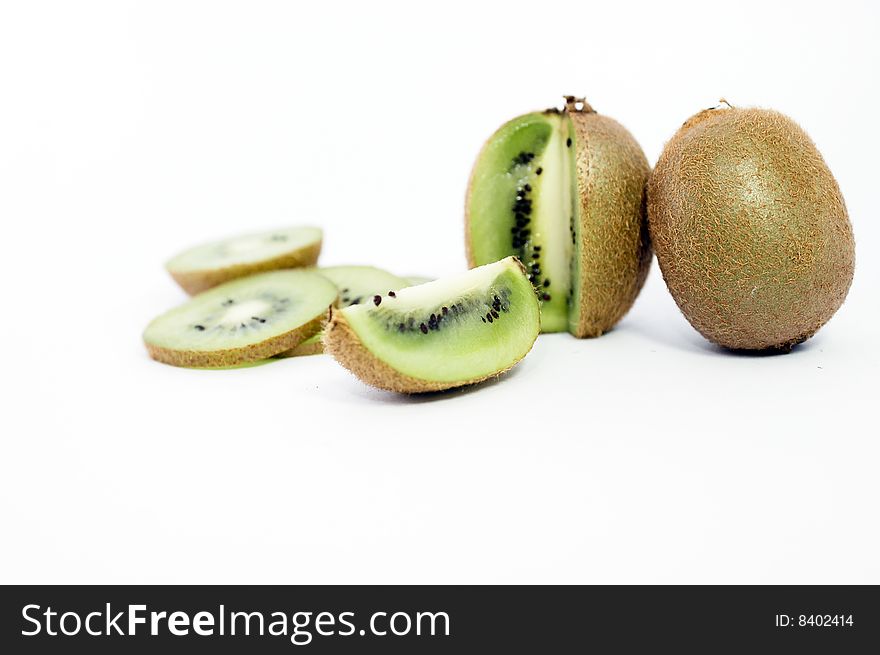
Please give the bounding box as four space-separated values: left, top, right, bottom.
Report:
648 104 855 351
144 269 337 367
324 257 540 393
465 97 651 337
275 333 324 358
166 226 322 295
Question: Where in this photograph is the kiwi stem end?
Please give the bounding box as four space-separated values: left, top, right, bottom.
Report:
564 96 595 114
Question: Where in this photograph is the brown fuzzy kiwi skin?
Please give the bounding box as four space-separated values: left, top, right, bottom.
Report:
323 306 533 394
566 98 652 338
169 241 322 295
464 99 651 338
647 105 855 351
274 333 325 358
145 313 325 368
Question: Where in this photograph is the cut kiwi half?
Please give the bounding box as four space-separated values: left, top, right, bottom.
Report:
275 265 411 357
144 269 337 367
466 111 573 332
324 257 539 393
466 97 650 337
166 226 323 295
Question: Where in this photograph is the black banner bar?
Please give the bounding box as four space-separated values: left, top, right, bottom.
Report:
2 585 877 653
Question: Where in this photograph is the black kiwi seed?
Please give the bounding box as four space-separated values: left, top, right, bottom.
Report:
481 317 486 323
398 323 405 332
491 309 499 319
486 312 493 323
194 325 205 331
223 299 234 306
542 293 551 301
252 316 266 323
566 138 572 147
543 279 551 287
536 167 543 175
373 295 382 306
442 306 449 315
419 323 428 334
388 291 396 297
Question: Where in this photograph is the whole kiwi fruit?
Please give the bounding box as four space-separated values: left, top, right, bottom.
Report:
648 102 855 351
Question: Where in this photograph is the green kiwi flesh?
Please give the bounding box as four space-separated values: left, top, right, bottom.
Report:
466 112 574 332
318 266 409 306
275 265 411 357
144 269 337 367
166 226 322 294
324 257 540 393
403 275 434 287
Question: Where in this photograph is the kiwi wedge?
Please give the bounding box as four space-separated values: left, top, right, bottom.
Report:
466 97 650 337
324 257 540 393
648 104 855 351
144 269 337 367
166 226 322 294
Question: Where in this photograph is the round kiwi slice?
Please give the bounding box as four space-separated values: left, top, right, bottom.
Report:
324 257 540 393
648 103 855 351
466 97 650 337
166 226 322 295
144 269 337 367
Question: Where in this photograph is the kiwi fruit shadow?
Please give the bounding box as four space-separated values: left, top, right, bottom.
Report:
620 314 823 358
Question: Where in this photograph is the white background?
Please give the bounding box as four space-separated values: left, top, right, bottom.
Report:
1 0 878 584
